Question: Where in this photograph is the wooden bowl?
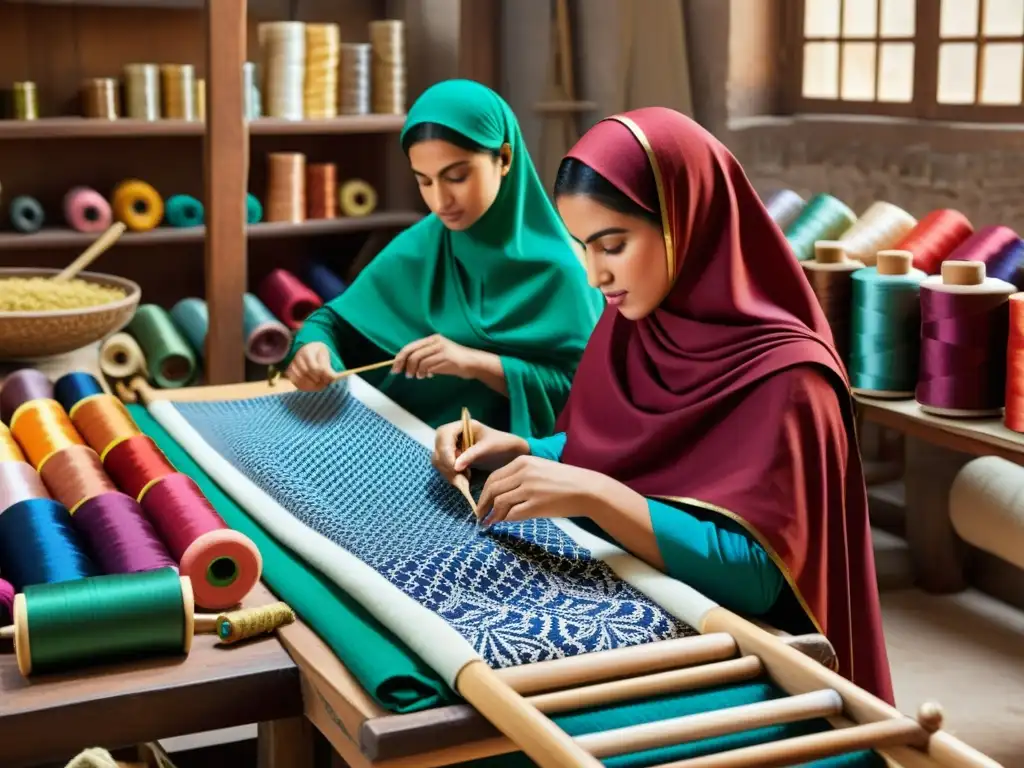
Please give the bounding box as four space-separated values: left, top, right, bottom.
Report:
0 268 141 360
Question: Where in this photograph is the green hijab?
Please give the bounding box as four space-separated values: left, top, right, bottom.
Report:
332 79 602 435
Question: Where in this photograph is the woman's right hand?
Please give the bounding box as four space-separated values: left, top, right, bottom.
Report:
432 419 530 483
285 342 337 392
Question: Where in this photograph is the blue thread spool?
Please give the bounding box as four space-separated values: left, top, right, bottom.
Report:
53 372 104 413
302 260 348 301
170 297 209 358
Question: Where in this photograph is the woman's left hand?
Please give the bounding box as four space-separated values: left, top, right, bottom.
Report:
476 456 602 527
392 334 478 379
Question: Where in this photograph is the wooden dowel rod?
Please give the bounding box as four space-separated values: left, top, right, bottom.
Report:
331 358 395 381
495 633 737 696
577 689 844 760
530 656 763 716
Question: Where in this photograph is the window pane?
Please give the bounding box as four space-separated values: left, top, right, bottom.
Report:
878 43 915 101
938 43 978 103
805 0 841 37
804 42 840 97
843 0 879 37
842 42 877 100
984 0 1024 35
881 0 916 36
980 43 1024 103
941 0 979 37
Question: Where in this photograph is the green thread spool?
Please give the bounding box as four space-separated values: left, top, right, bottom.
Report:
165 194 204 227
784 194 857 261
13 81 38 120
127 303 198 389
170 297 209 358
247 193 263 224
850 250 926 397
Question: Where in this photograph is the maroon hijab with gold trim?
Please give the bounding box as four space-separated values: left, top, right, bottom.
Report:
556 108 893 703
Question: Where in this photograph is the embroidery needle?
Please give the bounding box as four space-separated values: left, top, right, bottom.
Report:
454 406 479 524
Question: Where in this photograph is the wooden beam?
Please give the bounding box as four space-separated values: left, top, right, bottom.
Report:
204 0 248 385
458 0 500 88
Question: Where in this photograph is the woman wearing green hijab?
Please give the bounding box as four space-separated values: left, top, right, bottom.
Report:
284 79 603 437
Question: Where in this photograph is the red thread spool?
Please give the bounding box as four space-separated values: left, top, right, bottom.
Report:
103 434 175 500
892 209 974 275
257 268 323 330
140 472 261 610
1005 293 1024 433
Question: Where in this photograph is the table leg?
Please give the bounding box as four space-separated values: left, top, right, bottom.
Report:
258 717 315 768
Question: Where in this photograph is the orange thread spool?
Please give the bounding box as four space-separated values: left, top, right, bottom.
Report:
306 163 337 219
0 423 25 463
892 209 974 276
10 399 84 470
39 444 116 512
1004 293 1024 433
70 394 142 460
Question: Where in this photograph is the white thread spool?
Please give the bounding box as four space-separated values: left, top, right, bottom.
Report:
259 22 306 121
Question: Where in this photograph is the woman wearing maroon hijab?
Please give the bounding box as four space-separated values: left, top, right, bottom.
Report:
432 107 893 704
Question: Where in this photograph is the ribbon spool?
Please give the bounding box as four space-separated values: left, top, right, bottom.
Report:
763 189 806 231
339 179 378 217
127 304 197 389
112 180 164 232
801 241 866 368
64 187 113 233
836 201 917 267
891 209 974 275
849 250 927 398
124 63 161 120
784 194 857 262
8 196 45 234
916 260 1015 418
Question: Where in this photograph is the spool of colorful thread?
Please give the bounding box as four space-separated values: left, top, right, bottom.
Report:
849 250 927 397
257 269 323 330
0 578 13 625
54 371 105 413
1004 294 1024 433
70 391 142 458
73 491 178 574
0 459 48 511
801 241 866 369
104 434 176 498
306 163 337 219
836 201 917 267
0 421 26 464
944 226 1024 288
10 398 85 469
784 194 857 261
170 297 209 358
302 260 348 301
127 304 197 388
164 195 205 228
112 180 164 232
63 187 113 233
916 260 1015 417
0 368 53 425
763 189 806 230
8 196 45 234
243 293 291 365
0 498 99 590
247 193 264 224
338 179 377 217
100 332 148 380
891 209 974 275
39 443 116 510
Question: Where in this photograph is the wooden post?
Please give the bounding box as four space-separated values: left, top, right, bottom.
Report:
204 0 248 385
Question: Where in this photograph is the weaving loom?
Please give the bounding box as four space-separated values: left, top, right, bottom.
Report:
135 376 1002 768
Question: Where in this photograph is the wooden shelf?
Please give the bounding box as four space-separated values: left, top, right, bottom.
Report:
0 211 422 251
0 115 406 140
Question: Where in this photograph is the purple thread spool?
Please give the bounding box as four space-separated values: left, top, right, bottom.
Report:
1 369 54 425
72 492 177 574
0 578 13 624
947 225 1024 287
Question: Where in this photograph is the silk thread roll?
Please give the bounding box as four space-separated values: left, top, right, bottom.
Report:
0 460 48 511
39 443 115 510
64 187 113 233
161 64 196 121
194 78 206 122
339 179 378 217
945 225 1024 287
170 297 208 357
124 64 161 121
784 194 857 261
306 163 337 219
266 153 306 223
13 82 39 120
0 578 13 625
73 492 178 574
303 260 348 301
127 304 197 389
100 332 148 380
304 23 340 119
891 209 974 275
10 398 84 470
257 269 323 330
259 22 306 120
247 193 264 224
8 196 45 234
836 201 917 267
243 293 291 364
850 250 927 397
81 78 120 119
54 371 104 413
340 43 372 115
0 498 99 590
1005 294 1024 433
801 241 865 369
112 180 164 232
1 368 54 424
0 422 26 463
916 260 1015 417
164 195 204 228
763 189 806 231
243 62 260 119
70 392 142 459
369 20 406 114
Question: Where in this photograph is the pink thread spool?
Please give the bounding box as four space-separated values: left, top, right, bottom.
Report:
64 187 113 233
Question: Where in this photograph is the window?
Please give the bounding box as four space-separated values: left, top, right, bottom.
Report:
787 0 1024 121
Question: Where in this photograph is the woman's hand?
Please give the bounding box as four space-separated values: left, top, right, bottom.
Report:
431 420 529 483
475 456 608 527
392 334 479 380
285 342 337 392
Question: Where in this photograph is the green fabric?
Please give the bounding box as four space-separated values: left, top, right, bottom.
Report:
128 404 454 713
289 79 603 438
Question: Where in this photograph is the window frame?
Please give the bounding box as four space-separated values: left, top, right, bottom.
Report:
783 0 1024 123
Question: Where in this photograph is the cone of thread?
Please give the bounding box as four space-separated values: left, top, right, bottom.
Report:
784 194 857 262
304 23 340 119
266 153 306 223
369 20 406 114
82 78 120 120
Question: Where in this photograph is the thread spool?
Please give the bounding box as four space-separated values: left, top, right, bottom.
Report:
247 193 264 224
302 260 348 301
801 241 866 368
112 179 164 232
81 78 120 119
836 201 917 267
39 443 115 510
161 64 196 121
243 62 260 119
0 460 47 512
1 368 54 424
12 82 38 120
891 209 974 275
63 187 113 233
339 43 372 115
74 491 178 574
243 293 291 365
259 22 306 120
10 398 84 470
164 195 204 228
1005 294 1024 433
100 332 148 380
266 153 306 223
170 297 208 357
0 422 26 463
127 304 197 389
123 64 161 120
945 225 1024 287
306 163 337 219
54 371 105 413
257 269 323 330
369 20 406 114
0 578 13 625
916 261 1015 418
0 498 99 590
8 196 45 234
304 23 340 119
338 179 378 217
70 392 142 459
784 194 857 261
850 250 927 398
194 78 206 122
763 189 806 230
104 434 174 499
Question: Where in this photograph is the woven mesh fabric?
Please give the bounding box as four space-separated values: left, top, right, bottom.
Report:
171 384 694 668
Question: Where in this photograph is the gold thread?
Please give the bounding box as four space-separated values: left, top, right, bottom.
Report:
216 602 296 644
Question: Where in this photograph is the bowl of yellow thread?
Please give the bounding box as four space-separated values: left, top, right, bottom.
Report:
0 268 141 359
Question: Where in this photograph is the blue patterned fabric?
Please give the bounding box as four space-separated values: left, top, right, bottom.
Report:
170 383 694 668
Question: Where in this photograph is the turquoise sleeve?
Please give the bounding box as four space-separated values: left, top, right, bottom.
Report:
649 499 785 617
501 356 574 439
282 307 345 371
526 432 567 461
